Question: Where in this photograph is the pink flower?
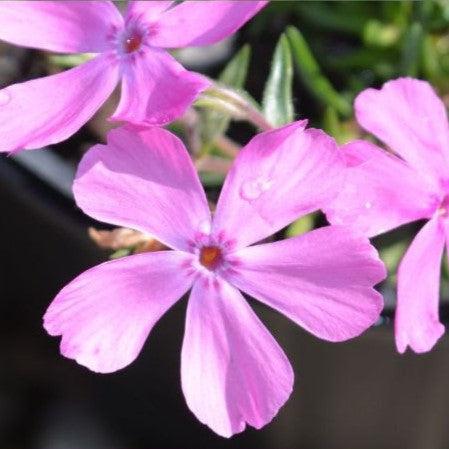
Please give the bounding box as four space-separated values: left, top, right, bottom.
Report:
44 122 385 437
324 77 449 354
0 0 267 153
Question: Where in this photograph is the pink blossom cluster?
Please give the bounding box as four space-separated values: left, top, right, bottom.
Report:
0 0 445 438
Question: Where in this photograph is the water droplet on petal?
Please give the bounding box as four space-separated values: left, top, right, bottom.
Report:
364 201 372 209
0 90 11 106
240 177 273 201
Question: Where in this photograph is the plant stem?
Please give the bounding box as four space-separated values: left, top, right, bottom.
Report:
205 82 274 132
215 135 241 158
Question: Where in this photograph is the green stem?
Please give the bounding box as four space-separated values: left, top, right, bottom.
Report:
203 82 274 132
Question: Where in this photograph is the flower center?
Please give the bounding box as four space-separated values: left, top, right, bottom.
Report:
124 35 142 53
199 246 222 270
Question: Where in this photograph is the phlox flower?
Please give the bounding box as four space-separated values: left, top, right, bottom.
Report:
325 77 449 354
0 0 266 153
44 122 385 437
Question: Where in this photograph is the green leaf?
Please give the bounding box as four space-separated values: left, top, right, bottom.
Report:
401 22 423 77
379 240 408 277
322 106 359 144
363 20 401 48
285 213 315 238
48 53 95 68
422 35 439 79
110 248 132 260
220 44 251 88
199 171 226 188
294 2 368 36
326 47 396 80
262 34 294 127
286 26 352 117
200 45 251 145
322 106 347 144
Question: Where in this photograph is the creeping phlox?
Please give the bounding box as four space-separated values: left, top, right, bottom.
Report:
44 122 386 437
325 77 449 354
0 0 266 152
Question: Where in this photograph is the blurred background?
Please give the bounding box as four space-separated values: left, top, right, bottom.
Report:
2 1 449 448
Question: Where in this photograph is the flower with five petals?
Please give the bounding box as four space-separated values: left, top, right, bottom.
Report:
44 122 386 436
0 0 266 152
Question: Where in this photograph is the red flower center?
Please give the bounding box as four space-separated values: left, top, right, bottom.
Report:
124 35 142 53
199 246 222 270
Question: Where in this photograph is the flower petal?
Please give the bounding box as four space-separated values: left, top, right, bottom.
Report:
44 251 194 374
324 140 438 237
0 54 119 153
395 217 445 353
151 1 267 48
355 78 449 186
74 126 211 252
181 279 293 437
0 1 122 53
126 1 173 21
112 48 210 126
226 226 386 342
212 121 344 249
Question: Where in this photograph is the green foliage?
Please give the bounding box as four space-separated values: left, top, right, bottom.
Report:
401 22 424 77
293 1 367 36
262 34 294 127
200 45 251 145
110 248 132 260
220 45 251 88
200 172 226 188
379 240 408 280
363 20 401 48
48 53 95 68
286 25 352 117
285 214 316 238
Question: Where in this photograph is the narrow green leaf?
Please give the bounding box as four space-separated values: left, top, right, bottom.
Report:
422 35 439 78
422 35 445 85
200 45 251 145
326 47 395 75
323 106 359 144
262 34 294 127
49 53 95 68
363 20 400 48
220 44 251 88
286 26 352 117
401 22 423 77
110 248 132 260
199 172 226 188
379 240 408 277
294 2 368 36
285 213 315 238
